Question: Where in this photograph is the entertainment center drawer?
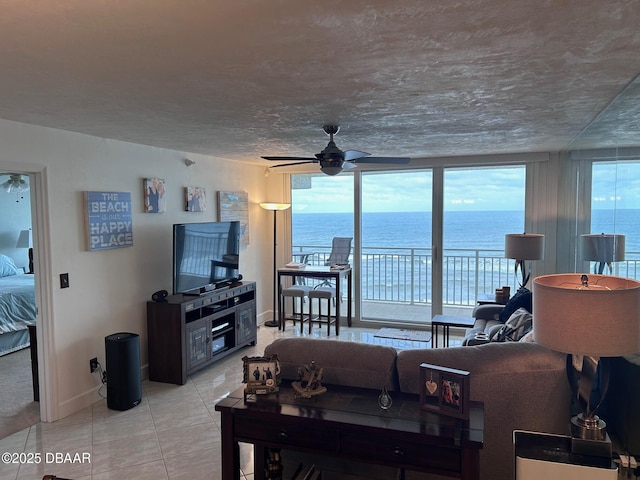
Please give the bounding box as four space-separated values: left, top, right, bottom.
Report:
235 417 339 451
341 430 461 472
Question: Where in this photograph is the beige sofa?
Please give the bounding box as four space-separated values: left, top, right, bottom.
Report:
264 337 571 480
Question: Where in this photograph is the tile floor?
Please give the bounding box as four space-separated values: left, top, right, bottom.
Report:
0 323 461 480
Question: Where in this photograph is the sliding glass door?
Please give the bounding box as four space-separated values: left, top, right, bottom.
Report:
360 170 433 322
443 166 525 313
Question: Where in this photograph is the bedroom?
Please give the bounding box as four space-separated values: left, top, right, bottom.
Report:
0 172 39 437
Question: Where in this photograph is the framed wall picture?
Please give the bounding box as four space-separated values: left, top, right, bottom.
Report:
84 191 134 251
218 190 249 245
185 186 206 212
144 177 166 213
419 363 470 420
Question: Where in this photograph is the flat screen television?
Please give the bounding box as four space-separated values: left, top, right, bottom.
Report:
173 221 241 295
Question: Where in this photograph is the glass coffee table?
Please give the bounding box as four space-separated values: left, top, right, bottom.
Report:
431 314 476 347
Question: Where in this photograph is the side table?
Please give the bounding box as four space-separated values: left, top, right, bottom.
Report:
431 314 475 348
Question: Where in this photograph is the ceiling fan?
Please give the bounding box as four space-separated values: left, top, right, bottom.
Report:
262 125 411 176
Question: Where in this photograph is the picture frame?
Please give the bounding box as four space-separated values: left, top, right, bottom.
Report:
419 363 470 420
144 177 166 213
184 186 206 212
218 190 249 245
243 354 281 397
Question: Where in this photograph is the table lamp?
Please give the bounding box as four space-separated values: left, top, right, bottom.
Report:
260 202 291 327
533 273 640 456
580 233 625 275
505 233 544 287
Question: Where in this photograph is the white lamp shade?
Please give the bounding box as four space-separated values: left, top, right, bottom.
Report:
505 234 544 260
259 202 291 211
580 234 625 262
533 274 640 357
16 229 32 248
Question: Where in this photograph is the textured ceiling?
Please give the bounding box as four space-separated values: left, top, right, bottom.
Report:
1 0 639 166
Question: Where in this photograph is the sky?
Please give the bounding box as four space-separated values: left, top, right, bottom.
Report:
291 162 640 213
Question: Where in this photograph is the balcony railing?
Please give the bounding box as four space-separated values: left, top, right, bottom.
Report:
294 244 640 307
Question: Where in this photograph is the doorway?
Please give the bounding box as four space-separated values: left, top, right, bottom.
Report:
0 170 42 437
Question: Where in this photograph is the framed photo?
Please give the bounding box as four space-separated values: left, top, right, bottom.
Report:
419 363 470 420
218 191 249 245
144 177 166 213
243 354 280 396
185 186 206 212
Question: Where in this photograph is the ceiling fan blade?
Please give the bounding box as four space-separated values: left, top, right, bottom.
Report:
342 162 358 169
343 150 370 161
269 161 317 168
262 156 317 161
354 156 411 164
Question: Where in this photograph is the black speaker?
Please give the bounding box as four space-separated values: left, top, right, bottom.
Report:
105 332 142 411
151 289 168 302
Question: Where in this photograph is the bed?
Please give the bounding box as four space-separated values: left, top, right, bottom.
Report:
0 255 37 356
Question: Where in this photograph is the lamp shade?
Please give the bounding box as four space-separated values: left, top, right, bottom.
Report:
533 274 640 357
16 229 32 248
259 202 291 211
505 233 544 260
581 234 625 262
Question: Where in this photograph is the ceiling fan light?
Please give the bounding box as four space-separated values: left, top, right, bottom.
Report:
1 174 29 194
320 166 343 176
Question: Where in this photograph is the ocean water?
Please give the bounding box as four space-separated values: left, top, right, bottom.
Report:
292 209 640 303
292 209 640 253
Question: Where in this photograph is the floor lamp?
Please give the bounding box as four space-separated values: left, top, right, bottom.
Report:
260 202 291 327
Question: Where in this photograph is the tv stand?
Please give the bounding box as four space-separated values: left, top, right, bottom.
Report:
147 281 256 385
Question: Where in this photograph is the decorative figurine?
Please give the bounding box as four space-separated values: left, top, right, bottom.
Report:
292 361 327 399
378 385 393 410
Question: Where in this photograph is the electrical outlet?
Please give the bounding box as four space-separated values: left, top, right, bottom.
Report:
90 357 98 373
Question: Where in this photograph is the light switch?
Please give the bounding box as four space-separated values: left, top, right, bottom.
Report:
60 273 70 288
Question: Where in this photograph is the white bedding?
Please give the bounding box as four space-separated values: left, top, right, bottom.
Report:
0 274 36 334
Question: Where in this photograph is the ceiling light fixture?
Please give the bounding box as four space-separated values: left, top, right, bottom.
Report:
1 174 29 202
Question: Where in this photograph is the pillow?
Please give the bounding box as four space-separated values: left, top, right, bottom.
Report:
0 254 22 277
519 331 536 343
492 308 533 342
498 287 532 323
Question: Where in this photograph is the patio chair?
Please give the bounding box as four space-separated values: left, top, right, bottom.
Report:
324 237 352 267
315 236 352 301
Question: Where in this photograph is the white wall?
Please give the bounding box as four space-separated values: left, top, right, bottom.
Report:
0 118 273 421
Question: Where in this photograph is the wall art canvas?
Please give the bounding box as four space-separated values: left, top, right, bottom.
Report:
144 177 166 213
185 186 206 212
218 190 249 245
85 191 133 251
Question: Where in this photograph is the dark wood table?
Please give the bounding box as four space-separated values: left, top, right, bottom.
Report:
215 384 484 480
277 266 352 333
431 315 476 348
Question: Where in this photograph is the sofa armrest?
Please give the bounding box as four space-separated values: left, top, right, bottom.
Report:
471 303 504 321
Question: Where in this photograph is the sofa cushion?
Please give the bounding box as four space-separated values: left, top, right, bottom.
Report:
264 337 399 391
498 286 532 322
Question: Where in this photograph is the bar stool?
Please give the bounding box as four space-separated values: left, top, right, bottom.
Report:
308 286 337 335
280 285 312 332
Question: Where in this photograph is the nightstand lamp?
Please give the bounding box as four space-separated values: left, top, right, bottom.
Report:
505 233 544 287
581 233 625 275
533 273 640 456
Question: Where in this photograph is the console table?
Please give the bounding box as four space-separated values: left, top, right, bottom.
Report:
215 384 483 480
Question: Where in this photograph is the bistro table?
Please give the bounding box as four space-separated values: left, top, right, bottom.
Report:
277 265 352 333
